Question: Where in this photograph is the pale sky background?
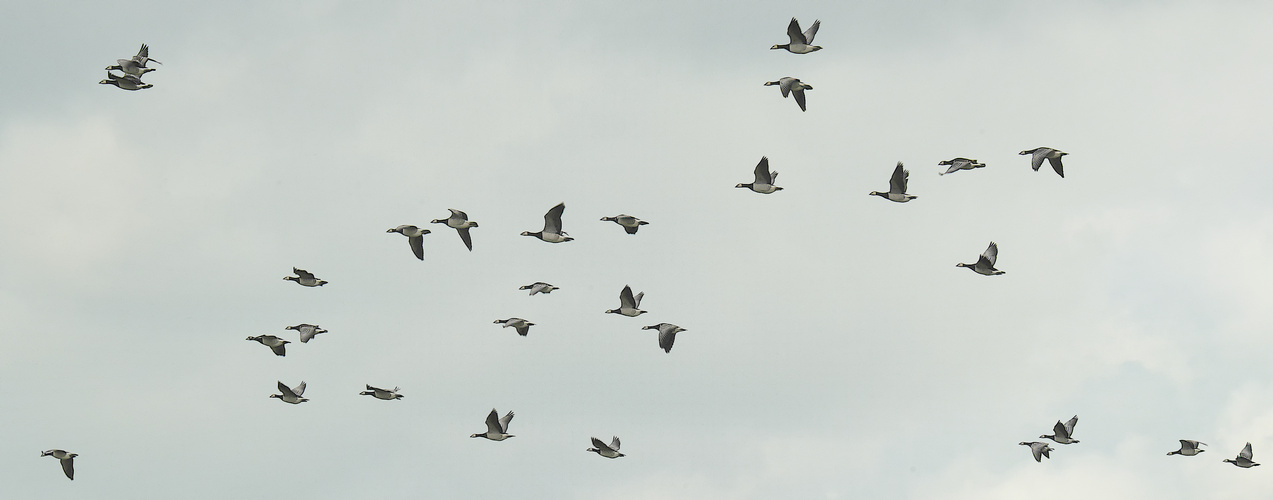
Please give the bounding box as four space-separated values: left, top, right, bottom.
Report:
2 0 1273 498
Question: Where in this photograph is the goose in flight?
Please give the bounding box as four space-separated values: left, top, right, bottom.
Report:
642 323 687 353
40 450 77 480
606 285 646 317
957 242 1005 275
431 209 478 251
471 409 515 441
763 77 813 111
99 72 151 90
601 214 649 234
246 335 289 356
1168 440 1206 456
870 162 917 202
1020 147 1067 177
771 18 821 54
360 385 404 400
284 267 327 287
736 156 783 194
285 323 327 343
1041 415 1079 444
519 282 558 295
522 203 573 242
494 317 535 336
130 43 162 66
1018 441 1053 462
938 157 985 176
270 381 309 404
587 436 626 458
106 58 154 78
1224 442 1260 468
387 225 430 260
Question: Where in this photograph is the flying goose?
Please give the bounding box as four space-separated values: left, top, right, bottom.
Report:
1168 440 1207 456
763 77 813 112
771 18 821 54
870 162 917 202
387 224 430 260
642 323 687 353
522 203 573 242
270 381 308 404
284 323 327 343
1018 441 1054 462
494 317 535 336
40 450 77 480
284 267 327 287
106 59 154 78
1224 442 1260 468
957 242 1005 275
470 409 515 440
605 285 646 317
430 209 478 251
587 436 626 458
360 385 404 400
601 214 649 234
519 282 558 295
98 72 151 90
736 156 783 194
246 335 289 356
1020 147 1067 177
938 157 986 176
1041 415 1079 444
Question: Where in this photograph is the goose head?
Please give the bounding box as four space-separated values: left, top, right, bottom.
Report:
869 191 886 198
429 218 445 224
736 183 752 189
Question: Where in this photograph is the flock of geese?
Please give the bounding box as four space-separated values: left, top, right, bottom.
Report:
40 17 1263 484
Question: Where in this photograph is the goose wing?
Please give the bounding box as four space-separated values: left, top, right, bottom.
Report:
499 411 515 432
543 203 566 234
802 19 821 44
269 342 286 356
1029 442 1045 462
1030 149 1047 171
889 163 907 194
484 409 502 434
1062 415 1078 436
786 18 806 44
610 436 621 450
591 437 610 450
792 85 807 112
457 227 474 251
619 285 637 309
293 268 315 280
779 77 793 97
1052 420 1070 440
408 234 425 260
293 381 307 396
277 381 299 398
60 457 75 480
658 327 678 352
448 208 468 221
980 242 999 267
1047 155 1065 177
1240 442 1253 460
754 156 773 184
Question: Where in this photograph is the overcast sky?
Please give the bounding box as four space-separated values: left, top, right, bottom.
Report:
2 0 1272 498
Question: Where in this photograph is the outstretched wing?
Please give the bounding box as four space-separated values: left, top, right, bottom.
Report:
499 411 515 432
277 381 298 398
408 234 425 260
786 18 805 44
792 86 807 112
485 409 502 434
293 268 315 280
591 437 608 449
610 436 621 450
659 328 678 353
619 285 636 309
457 227 474 251
1063 415 1078 436
1052 420 1069 440
544 203 566 234
754 156 772 184
981 242 999 267
1030 443 1044 462
1048 155 1065 178
1030 149 1047 172
889 163 907 194
269 343 286 356
802 20 821 44
1240 442 1253 460
449 208 468 220
293 381 307 396
61 457 75 480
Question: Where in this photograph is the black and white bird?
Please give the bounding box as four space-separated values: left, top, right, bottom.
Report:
360 385 404 400
387 225 430 260
587 436 626 458
763 77 813 112
600 214 649 234
771 18 821 54
522 203 573 242
1224 442 1260 468
105 58 154 78
605 285 646 317
938 157 986 176
870 162 916 202
642 323 687 353
1020 147 1068 177
519 282 558 295
128 43 161 67
956 242 1005 276
470 409 515 441
284 323 327 343
40 450 77 480
1041 415 1080 444
494 317 535 336
98 72 151 90
284 267 327 287
246 335 289 356
1168 440 1207 456
270 381 309 404
1019 441 1054 462
736 156 783 194
431 209 478 251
